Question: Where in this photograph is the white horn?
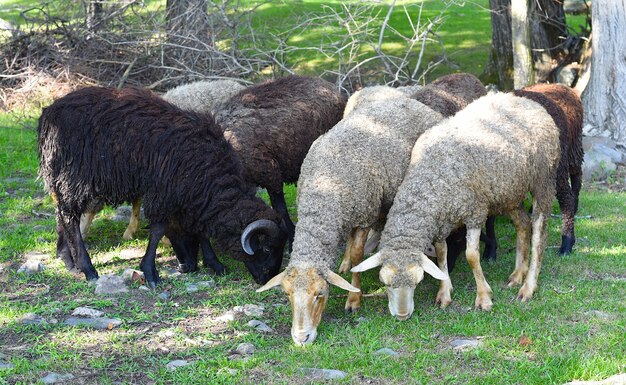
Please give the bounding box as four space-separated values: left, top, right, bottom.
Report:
256 270 286 292
327 270 360 292
420 254 448 281
350 251 383 273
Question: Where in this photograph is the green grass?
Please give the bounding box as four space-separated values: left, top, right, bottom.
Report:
1 110 625 385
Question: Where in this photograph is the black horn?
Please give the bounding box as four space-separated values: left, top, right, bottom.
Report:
241 219 281 255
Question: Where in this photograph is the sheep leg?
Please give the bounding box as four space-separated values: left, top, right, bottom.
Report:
434 240 453 308
79 212 96 240
200 238 226 275
60 212 99 281
466 227 492 311
518 203 549 301
481 215 497 261
571 167 582 214
56 212 75 271
338 236 353 274
123 197 142 240
267 188 295 251
345 227 369 312
140 222 166 289
167 232 199 273
507 205 531 287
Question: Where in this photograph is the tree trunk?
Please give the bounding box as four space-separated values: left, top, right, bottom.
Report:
511 0 534 88
530 0 567 82
481 0 514 90
84 0 103 31
582 0 626 147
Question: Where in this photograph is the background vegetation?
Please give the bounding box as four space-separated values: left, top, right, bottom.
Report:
0 1 623 384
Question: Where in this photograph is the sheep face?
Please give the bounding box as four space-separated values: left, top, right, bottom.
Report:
241 219 288 284
352 251 447 320
257 266 359 345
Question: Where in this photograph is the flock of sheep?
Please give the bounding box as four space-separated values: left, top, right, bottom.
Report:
36 72 584 346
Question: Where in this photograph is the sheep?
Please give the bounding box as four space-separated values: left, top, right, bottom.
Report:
352 92 561 320
78 79 246 242
213 75 347 249
445 83 584 268
409 73 487 117
38 86 287 287
256 85 446 345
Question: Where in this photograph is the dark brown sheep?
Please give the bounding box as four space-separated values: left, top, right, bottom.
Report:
411 73 487 117
214 75 347 248
38 86 287 286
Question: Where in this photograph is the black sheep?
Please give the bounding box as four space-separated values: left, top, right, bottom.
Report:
213 75 347 249
38 86 287 286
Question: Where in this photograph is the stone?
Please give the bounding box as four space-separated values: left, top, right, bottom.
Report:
582 137 626 182
233 304 265 317
21 313 46 325
17 260 45 275
64 317 122 330
196 280 215 289
166 360 190 370
95 275 129 295
186 284 199 293
33 225 46 231
563 374 626 385
299 368 348 380
450 338 482 351
216 311 236 322
235 343 255 355
121 269 144 283
247 320 273 333
71 307 104 318
374 348 399 356
158 291 170 300
0 358 14 369
41 373 75 384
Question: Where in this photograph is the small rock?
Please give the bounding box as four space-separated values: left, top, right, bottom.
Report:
17 260 46 275
21 313 46 325
186 284 199 293
233 304 264 317
64 317 122 330
95 275 129 295
247 320 273 333
0 358 15 369
158 291 170 300
356 316 370 323
157 329 176 338
196 280 215 289
41 373 75 384
139 285 150 291
33 225 46 231
375 348 399 356
71 307 104 318
235 343 255 355
166 359 190 370
585 310 614 321
299 368 347 380
122 269 144 283
216 310 237 322
450 338 482 351
162 268 181 278
226 368 238 375
36 237 47 243
563 373 626 385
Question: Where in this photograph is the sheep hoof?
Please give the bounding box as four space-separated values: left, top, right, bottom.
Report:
122 231 134 240
474 296 492 311
344 292 361 313
559 235 575 255
338 259 351 274
517 285 534 302
435 293 452 309
507 272 525 288
146 280 159 290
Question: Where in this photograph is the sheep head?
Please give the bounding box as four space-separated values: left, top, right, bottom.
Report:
257 266 359 345
351 251 447 320
241 219 287 284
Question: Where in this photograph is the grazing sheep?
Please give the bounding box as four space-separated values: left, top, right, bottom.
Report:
352 92 561 319
78 79 246 242
213 75 347 249
38 86 287 286
445 83 584 268
257 86 446 345
411 73 487 117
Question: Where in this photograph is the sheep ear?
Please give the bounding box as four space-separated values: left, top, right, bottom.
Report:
256 270 286 292
327 270 360 293
420 254 448 281
350 252 383 273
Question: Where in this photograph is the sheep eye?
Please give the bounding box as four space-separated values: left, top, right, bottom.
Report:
262 246 271 254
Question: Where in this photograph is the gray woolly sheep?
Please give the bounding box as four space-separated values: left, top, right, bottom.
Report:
445 83 584 269
352 92 561 320
78 79 246 241
213 75 347 249
257 85 445 345
38 86 287 287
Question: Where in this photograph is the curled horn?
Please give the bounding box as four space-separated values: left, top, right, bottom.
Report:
241 219 281 255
